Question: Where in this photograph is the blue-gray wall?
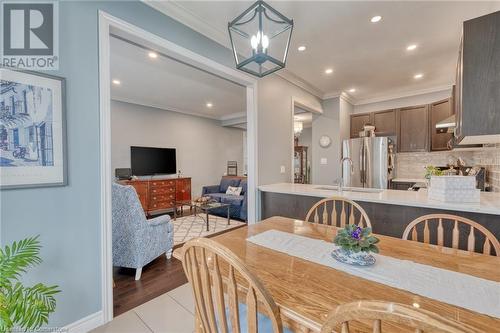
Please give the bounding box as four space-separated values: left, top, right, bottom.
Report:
0 0 233 326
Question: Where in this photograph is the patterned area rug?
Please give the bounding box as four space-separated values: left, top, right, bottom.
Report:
172 213 246 246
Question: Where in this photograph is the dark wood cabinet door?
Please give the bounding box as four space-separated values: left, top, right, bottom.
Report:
373 109 396 136
398 105 429 152
430 98 453 151
176 178 191 201
350 113 372 138
460 11 500 141
454 39 463 140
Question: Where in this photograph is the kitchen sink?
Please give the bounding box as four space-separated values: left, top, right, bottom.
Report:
314 186 384 193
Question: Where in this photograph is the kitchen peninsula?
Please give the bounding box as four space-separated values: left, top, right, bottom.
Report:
259 183 500 248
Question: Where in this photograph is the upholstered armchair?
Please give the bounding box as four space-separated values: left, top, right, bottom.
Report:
112 182 174 280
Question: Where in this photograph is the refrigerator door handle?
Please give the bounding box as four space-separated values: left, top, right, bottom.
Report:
363 141 369 187
359 143 365 184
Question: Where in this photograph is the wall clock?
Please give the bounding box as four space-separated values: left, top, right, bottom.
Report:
319 135 332 148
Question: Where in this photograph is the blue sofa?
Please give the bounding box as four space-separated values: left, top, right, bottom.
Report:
202 177 247 221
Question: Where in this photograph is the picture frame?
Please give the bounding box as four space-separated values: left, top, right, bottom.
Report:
0 67 67 189
227 161 238 176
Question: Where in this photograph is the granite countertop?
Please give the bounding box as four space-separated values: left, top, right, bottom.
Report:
258 183 500 215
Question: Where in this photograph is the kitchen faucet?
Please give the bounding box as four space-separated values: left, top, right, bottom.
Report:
339 157 353 192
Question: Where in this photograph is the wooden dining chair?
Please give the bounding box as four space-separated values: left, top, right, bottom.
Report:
402 214 500 256
181 237 285 333
305 197 372 228
320 300 480 333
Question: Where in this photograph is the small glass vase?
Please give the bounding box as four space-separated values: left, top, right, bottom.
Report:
331 247 376 266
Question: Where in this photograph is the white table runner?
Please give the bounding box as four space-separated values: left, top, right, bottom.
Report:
247 230 500 319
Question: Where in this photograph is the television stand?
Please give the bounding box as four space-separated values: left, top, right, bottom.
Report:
119 177 191 216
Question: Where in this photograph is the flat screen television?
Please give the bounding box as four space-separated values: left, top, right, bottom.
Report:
131 146 176 176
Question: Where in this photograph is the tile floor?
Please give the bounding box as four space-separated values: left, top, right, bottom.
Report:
92 284 195 333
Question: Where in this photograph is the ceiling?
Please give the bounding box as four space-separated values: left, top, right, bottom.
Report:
147 1 500 103
110 36 246 120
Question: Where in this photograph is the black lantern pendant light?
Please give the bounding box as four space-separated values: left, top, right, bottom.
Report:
228 0 293 78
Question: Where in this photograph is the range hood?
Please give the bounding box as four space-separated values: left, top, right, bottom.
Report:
435 115 456 133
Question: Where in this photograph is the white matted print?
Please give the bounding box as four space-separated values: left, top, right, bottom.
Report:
0 68 66 189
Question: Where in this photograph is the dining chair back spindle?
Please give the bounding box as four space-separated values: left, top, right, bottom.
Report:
305 197 372 228
402 214 500 256
181 237 284 333
320 300 480 333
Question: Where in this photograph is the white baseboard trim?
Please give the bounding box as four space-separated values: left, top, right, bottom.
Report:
63 311 104 333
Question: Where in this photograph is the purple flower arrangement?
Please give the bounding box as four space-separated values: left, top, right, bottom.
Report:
334 224 380 253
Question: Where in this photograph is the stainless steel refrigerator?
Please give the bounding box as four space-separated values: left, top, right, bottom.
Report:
342 137 393 189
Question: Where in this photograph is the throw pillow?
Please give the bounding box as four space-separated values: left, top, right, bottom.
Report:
226 186 242 196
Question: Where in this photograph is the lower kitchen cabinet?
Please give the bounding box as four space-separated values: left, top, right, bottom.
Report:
390 181 416 190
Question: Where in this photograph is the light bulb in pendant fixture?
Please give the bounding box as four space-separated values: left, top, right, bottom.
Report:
294 121 303 135
250 31 269 52
251 33 259 50
261 34 269 51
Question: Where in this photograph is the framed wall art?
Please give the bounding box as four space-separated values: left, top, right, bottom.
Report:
0 67 67 189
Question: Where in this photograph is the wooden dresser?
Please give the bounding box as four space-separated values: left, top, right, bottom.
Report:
120 177 191 216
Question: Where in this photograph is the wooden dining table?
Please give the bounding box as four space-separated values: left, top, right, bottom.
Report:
173 216 500 332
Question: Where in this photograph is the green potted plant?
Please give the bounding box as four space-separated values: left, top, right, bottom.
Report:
332 225 380 266
424 165 443 186
0 236 60 332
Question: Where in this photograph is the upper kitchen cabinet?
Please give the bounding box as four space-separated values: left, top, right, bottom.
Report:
373 109 397 136
350 113 372 138
398 105 429 152
456 10 500 144
430 98 453 151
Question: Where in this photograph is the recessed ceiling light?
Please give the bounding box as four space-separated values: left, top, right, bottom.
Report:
414 73 424 79
406 44 418 51
370 15 382 23
148 51 158 58
349 88 356 93
112 79 121 85
325 68 333 74
412 302 420 309
206 102 213 108
298 45 306 52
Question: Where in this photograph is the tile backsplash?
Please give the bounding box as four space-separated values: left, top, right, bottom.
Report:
395 145 500 192
395 151 474 179
472 145 500 192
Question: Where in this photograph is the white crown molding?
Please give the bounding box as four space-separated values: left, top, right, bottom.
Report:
63 311 103 333
339 92 357 105
220 111 246 121
112 97 228 121
322 91 342 100
323 91 358 105
143 0 325 99
275 69 325 99
355 85 452 106
143 0 229 48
